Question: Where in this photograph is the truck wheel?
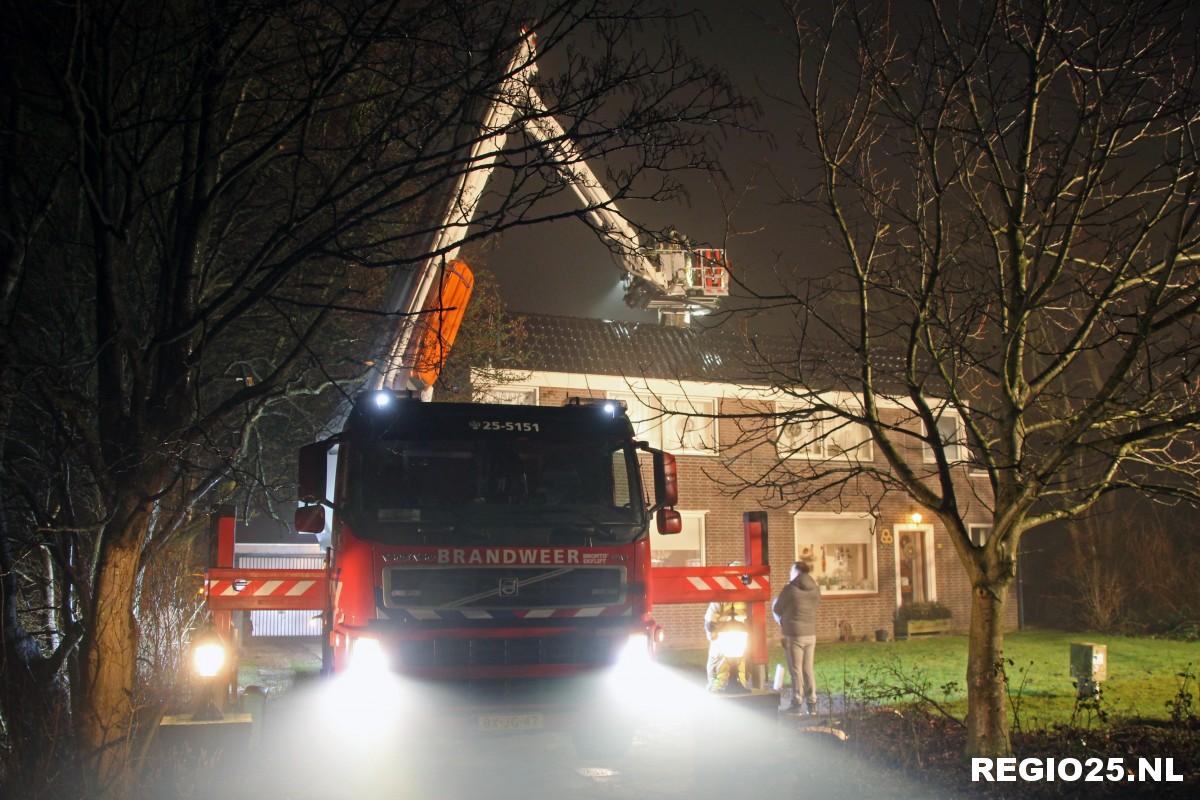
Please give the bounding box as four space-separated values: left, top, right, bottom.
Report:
573 723 633 760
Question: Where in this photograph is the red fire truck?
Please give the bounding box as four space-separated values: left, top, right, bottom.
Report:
198 29 768 754
295 393 680 748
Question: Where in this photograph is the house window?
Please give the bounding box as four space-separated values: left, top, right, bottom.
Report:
794 513 877 594
777 406 872 460
609 392 717 454
922 413 964 464
969 524 992 547
651 510 706 567
662 397 717 452
478 386 538 405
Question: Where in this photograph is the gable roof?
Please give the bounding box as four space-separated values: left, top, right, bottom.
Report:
500 312 908 391
505 312 792 384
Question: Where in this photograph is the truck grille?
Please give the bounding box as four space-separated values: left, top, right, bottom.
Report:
384 566 624 608
399 635 622 668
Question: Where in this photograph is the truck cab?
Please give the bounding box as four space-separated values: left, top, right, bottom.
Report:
295 392 680 747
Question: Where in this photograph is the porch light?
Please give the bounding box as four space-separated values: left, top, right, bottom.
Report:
909 512 922 524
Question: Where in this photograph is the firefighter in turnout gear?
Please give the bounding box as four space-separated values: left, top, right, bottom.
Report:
705 561 750 693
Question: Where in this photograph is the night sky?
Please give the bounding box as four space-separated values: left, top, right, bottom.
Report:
485 2 814 323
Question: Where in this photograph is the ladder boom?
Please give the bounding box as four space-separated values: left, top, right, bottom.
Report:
381 31 727 391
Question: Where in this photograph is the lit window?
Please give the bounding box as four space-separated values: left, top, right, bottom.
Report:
793 514 877 594
922 413 964 464
609 392 717 454
969 524 992 547
662 397 717 453
477 386 538 405
777 406 872 460
651 510 706 567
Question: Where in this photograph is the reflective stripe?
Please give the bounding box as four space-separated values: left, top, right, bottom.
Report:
714 576 737 591
408 609 439 620
523 609 555 618
687 577 711 590
285 580 315 596
574 607 604 617
254 580 283 596
220 584 239 596
460 609 492 620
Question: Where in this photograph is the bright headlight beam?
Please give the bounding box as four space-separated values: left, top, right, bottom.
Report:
193 642 226 678
349 636 389 674
373 391 393 409
611 631 653 679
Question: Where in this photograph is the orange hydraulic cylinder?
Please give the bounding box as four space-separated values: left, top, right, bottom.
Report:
412 260 474 389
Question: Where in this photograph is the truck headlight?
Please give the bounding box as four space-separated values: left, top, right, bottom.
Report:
613 631 653 676
715 630 748 659
349 636 389 674
620 632 651 661
192 641 226 678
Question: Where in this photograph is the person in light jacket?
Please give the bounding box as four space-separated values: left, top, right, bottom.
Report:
704 561 749 692
773 560 821 713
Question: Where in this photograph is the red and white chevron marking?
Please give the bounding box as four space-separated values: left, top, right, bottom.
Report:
205 569 327 610
650 567 771 605
210 578 319 598
682 574 765 592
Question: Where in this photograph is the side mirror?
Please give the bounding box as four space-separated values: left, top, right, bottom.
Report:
295 505 326 533
298 441 330 504
656 508 682 535
652 450 678 508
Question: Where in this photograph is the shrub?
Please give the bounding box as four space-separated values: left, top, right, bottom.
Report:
895 602 953 622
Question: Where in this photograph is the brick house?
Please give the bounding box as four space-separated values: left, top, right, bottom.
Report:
469 313 1018 649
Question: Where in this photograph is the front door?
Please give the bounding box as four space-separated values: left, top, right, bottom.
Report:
896 528 929 606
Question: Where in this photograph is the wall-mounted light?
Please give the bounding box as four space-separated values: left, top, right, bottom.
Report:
909 512 923 525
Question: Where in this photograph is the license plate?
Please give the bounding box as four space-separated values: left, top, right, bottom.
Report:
477 713 544 732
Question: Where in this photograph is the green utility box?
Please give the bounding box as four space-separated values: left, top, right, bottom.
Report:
1070 641 1107 696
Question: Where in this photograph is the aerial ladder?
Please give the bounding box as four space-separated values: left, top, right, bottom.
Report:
377 29 729 396
194 31 777 726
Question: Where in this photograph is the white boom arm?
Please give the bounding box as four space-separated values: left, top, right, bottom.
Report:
380 31 727 390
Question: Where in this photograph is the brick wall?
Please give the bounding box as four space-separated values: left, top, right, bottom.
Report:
526 381 1019 647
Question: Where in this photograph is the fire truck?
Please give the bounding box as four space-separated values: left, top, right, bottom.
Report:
199 29 770 755
293 393 680 749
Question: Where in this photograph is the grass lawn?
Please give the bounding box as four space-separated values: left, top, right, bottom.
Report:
659 629 1198 730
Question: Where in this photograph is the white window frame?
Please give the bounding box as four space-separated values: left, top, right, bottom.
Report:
922 413 965 465
968 523 992 548
892 524 938 607
650 509 707 567
777 404 873 462
792 511 879 595
607 391 718 456
476 385 539 406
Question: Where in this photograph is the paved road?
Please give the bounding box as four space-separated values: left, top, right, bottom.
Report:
155 640 936 799
159 675 936 800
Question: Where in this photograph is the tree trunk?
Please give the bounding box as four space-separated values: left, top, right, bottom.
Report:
0 525 72 791
965 578 1011 756
77 540 141 797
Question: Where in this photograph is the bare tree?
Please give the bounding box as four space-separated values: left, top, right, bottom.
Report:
0 0 742 792
732 0 1200 757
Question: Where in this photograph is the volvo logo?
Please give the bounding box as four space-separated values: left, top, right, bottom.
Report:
498 577 519 597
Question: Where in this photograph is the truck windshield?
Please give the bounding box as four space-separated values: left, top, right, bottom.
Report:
346 437 645 545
